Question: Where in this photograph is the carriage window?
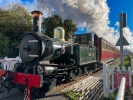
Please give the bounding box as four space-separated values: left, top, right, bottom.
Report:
107 44 108 50
81 36 86 42
103 43 105 48
106 44 108 50
75 36 80 42
102 42 104 48
105 43 106 49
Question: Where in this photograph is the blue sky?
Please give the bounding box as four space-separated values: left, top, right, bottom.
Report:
107 0 133 32
2 0 133 34
0 0 133 50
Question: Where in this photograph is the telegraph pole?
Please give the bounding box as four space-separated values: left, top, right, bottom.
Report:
120 13 124 70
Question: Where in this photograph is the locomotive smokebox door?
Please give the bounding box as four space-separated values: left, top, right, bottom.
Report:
19 33 40 62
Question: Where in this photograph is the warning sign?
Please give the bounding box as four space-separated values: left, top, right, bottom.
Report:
114 73 129 90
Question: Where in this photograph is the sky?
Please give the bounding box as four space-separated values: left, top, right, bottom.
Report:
0 0 133 49
108 0 133 32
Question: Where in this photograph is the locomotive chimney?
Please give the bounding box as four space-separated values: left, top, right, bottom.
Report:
31 10 43 33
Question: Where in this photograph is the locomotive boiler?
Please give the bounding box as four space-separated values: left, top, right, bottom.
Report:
0 10 120 100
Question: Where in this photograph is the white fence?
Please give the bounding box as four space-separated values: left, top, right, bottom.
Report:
0 56 22 99
103 63 133 97
0 56 22 70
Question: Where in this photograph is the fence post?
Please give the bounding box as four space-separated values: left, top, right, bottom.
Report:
116 77 126 100
107 65 110 92
131 57 133 71
128 67 132 87
103 63 108 97
112 66 114 91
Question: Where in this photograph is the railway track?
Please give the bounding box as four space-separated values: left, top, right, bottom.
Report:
46 66 102 96
1 59 120 100
47 59 119 95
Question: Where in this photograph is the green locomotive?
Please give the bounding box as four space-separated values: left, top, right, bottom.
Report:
0 11 117 99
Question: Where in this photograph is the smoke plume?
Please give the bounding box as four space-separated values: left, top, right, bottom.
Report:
35 0 128 46
1 0 133 49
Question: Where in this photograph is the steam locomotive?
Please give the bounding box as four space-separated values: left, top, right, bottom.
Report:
0 10 120 100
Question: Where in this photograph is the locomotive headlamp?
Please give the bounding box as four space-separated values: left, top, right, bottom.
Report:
37 65 58 76
37 65 44 75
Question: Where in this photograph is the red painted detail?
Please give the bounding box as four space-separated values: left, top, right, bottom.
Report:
114 73 129 90
0 70 41 88
28 85 31 100
1 60 7 62
13 73 41 88
10 60 18 61
0 70 42 100
0 70 5 75
1 60 17 62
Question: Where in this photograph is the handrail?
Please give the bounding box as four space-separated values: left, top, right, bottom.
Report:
116 77 126 100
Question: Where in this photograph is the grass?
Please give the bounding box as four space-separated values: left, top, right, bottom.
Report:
62 90 82 100
103 90 129 100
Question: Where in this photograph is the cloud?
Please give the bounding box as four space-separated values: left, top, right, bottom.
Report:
115 22 119 27
33 0 118 44
114 22 133 49
123 27 133 49
0 0 22 8
35 0 133 49
1 0 133 50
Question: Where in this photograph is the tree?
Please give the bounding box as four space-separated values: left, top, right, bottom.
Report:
63 19 77 39
0 4 32 40
42 14 77 40
0 33 9 57
0 4 32 58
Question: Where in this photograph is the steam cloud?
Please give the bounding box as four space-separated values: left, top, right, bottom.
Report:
1 0 133 49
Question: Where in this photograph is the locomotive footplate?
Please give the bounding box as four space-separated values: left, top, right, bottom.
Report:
0 70 43 100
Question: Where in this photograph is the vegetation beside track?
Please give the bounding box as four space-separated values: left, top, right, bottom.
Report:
62 90 82 100
103 90 129 100
118 55 131 70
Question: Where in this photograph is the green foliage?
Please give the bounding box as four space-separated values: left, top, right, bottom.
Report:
103 90 129 100
103 90 118 100
42 14 77 40
63 19 77 39
105 90 117 100
124 56 131 70
0 3 32 58
118 56 131 70
124 56 130 61
0 3 32 40
63 90 82 100
124 61 130 67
